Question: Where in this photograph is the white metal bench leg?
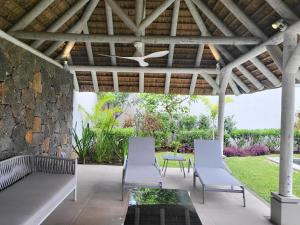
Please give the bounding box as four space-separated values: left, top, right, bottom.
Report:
73 188 77 201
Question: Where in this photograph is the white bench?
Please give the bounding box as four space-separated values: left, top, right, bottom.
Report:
0 155 77 225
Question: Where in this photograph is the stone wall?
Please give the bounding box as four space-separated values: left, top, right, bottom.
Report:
0 38 73 160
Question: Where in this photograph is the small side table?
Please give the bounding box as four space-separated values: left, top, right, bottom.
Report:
162 154 186 177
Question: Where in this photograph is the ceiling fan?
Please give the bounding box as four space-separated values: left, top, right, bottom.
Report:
98 42 169 67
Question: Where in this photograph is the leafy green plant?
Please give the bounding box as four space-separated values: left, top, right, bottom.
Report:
72 123 95 164
80 94 122 163
170 140 181 154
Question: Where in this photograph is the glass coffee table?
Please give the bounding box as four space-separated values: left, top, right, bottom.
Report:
122 188 202 225
162 154 186 177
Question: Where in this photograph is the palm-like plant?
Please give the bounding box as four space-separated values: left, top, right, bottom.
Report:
72 123 95 164
200 96 233 139
80 93 122 163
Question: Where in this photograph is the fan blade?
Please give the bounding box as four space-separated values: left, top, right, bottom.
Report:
137 59 149 67
99 53 142 60
143 50 169 59
98 53 150 66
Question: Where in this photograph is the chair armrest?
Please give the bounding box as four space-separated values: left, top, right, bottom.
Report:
34 156 77 175
188 158 193 173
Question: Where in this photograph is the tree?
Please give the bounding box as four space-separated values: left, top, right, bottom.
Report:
198 114 211 130
140 94 199 120
200 96 233 138
224 115 237 134
179 115 198 130
139 94 199 142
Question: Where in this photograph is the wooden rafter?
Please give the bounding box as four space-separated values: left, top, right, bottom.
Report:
165 0 180 95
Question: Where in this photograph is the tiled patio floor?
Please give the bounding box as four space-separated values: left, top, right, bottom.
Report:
43 165 272 225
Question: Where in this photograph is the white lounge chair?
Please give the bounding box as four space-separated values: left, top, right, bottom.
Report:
122 137 162 200
188 139 246 207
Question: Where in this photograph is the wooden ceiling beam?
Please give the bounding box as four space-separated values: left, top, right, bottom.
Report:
221 20 300 92
0 30 62 69
44 0 99 57
216 45 262 90
229 78 241 96
138 0 175 33
135 0 145 93
185 0 241 95
70 69 80 91
9 0 55 32
69 65 217 74
60 0 99 59
83 24 99 93
165 0 180 94
31 0 89 49
231 73 250 93
264 0 299 21
219 0 281 87
9 31 261 45
105 1 118 92
184 0 222 62
191 0 266 91
105 0 138 33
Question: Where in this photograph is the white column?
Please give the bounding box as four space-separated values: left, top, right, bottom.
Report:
217 70 226 149
279 31 297 197
217 91 225 148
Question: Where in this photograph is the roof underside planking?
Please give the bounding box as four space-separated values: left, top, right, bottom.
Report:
0 0 299 95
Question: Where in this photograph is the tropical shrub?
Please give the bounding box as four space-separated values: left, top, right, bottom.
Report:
245 144 269 156
224 146 248 157
224 144 269 157
72 123 95 164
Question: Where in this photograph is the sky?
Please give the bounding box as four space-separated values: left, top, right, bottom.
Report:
190 86 300 129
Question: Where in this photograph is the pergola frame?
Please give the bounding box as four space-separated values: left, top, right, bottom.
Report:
1 1 300 225
5 0 299 96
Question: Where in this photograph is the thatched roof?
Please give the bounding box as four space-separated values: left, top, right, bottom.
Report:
0 0 300 95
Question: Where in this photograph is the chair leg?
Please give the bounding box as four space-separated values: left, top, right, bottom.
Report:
242 186 246 207
122 184 124 201
202 184 205 204
73 187 77 201
193 172 196 187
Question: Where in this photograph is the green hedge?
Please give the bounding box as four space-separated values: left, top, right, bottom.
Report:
176 129 213 146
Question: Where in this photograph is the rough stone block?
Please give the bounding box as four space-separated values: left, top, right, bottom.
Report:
25 130 33 144
32 71 42 93
32 116 42 132
42 137 50 153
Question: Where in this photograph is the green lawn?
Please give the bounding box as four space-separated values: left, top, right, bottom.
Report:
155 152 300 203
226 156 300 203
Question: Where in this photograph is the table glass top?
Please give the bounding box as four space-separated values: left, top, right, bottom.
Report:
123 188 202 225
163 154 186 161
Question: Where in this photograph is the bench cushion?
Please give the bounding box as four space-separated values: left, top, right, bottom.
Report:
0 172 76 225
